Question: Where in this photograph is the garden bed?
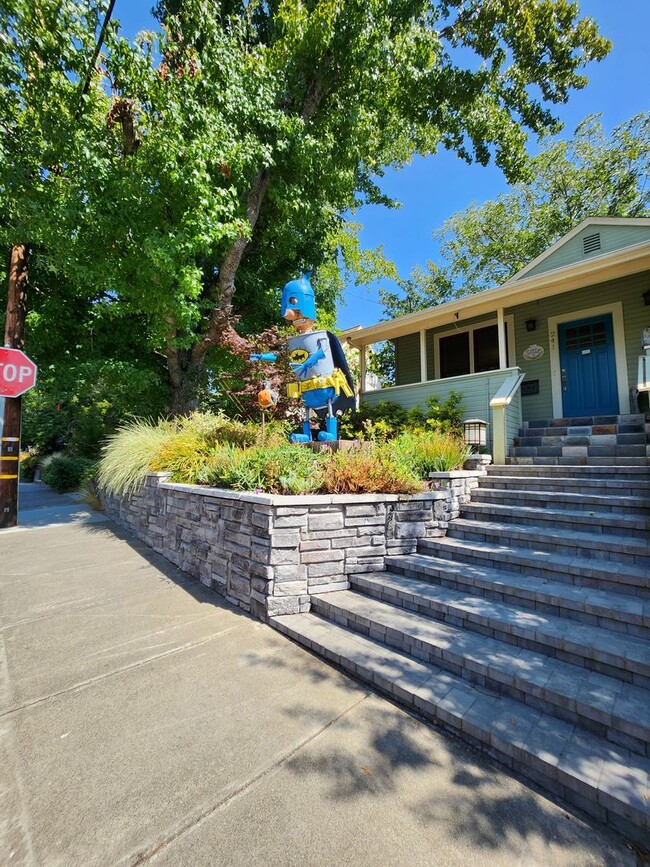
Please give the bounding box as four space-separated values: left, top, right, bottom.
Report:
104 470 484 620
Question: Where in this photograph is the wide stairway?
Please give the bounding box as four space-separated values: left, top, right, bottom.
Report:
272 463 650 844
509 413 649 465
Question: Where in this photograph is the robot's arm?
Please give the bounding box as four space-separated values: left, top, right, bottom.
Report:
250 352 278 362
292 340 326 377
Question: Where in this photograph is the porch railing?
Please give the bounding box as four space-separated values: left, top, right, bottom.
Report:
638 351 650 394
360 367 523 454
489 369 526 464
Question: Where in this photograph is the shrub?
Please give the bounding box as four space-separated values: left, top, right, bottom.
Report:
339 401 425 440
41 455 97 493
319 444 420 494
19 453 40 482
392 430 471 476
338 393 465 441
425 391 465 435
200 444 320 494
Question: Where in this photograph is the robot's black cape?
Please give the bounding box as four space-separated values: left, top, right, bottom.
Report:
326 331 356 414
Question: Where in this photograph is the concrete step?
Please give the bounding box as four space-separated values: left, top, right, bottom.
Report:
417 535 650 598
516 426 647 440
382 553 650 638
510 445 648 458
445 518 650 569
346 573 650 752
515 434 647 448
487 465 650 480
506 456 649 466
321 583 650 689
460 501 650 538
479 474 650 497
270 612 650 844
471 486 650 516
524 414 646 429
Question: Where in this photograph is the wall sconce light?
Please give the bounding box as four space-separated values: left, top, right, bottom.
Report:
463 418 489 452
525 318 537 332
643 290 650 306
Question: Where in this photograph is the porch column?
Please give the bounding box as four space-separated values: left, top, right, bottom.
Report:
359 344 367 395
419 330 427 382
497 307 507 369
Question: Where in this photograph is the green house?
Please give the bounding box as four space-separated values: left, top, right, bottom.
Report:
343 217 650 463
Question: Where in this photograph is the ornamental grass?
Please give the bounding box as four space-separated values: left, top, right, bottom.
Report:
98 412 470 496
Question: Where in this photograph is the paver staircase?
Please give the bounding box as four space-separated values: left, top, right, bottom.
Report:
271 462 650 845
509 413 650 465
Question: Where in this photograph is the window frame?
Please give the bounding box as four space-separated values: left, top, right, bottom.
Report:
432 315 515 380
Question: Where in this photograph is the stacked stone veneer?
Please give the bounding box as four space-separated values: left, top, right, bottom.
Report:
104 471 482 620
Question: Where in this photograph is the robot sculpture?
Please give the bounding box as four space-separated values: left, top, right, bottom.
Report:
250 273 354 442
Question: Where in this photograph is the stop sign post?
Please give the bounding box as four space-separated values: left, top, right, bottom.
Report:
0 347 37 398
1 347 37 529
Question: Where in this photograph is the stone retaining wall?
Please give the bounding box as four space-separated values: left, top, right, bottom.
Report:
105 471 482 620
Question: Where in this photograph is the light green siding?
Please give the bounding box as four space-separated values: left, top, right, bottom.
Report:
362 367 521 451
506 271 649 420
394 333 421 385
506 392 523 445
521 224 650 279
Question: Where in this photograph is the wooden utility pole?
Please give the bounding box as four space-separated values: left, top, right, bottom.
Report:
1 244 29 528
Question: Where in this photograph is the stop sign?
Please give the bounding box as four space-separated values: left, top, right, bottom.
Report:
0 347 37 398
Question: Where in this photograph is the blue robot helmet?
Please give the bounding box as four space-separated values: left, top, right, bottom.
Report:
280 272 317 322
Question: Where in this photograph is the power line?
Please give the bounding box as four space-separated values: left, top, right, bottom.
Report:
76 0 116 118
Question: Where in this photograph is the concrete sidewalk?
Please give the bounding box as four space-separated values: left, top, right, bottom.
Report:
0 486 640 866
4 481 110 531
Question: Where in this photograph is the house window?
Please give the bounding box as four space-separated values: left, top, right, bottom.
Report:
433 317 513 379
439 332 470 378
474 324 507 372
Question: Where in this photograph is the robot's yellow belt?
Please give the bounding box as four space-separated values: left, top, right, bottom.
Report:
287 369 354 399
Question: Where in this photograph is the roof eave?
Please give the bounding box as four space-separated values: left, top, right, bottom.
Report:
343 239 650 347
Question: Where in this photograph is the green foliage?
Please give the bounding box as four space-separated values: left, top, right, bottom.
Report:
98 411 473 495
424 392 465 435
411 113 650 298
0 0 611 414
339 401 424 440
41 455 97 493
339 393 464 440
200 443 320 495
391 430 471 477
98 419 173 496
98 411 286 495
21 358 168 459
19 454 40 482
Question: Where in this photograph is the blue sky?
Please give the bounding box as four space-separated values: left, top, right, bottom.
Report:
115 1 650 329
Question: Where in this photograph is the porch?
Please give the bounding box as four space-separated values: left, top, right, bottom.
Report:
360 367 524 464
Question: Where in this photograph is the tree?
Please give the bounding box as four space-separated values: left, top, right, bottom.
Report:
2 1 610 413
429 112 650 294
20 264 169 456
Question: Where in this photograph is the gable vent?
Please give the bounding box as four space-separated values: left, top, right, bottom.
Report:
583 232 601 255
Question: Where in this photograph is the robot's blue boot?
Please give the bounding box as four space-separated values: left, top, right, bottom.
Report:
317 414 338 442
290 419 313 443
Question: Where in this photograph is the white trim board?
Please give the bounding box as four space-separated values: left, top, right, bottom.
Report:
547 302 630 417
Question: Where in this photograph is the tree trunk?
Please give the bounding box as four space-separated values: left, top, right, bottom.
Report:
165 331 205 415
1 244 29 529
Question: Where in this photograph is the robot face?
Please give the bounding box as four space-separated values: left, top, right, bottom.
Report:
280 273 317 322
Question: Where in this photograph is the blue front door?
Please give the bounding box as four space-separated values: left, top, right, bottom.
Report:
558 314 619 417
